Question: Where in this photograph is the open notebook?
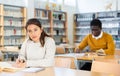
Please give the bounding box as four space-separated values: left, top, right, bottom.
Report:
0 62 45 73
0 62 23 72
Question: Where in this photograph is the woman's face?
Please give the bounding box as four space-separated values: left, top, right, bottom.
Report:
27 24 42 42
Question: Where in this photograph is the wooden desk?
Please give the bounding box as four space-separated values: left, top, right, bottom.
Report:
0 67 118 76
77 53 120 70
56 53 120 62
77 53 120 64
55 53 120 70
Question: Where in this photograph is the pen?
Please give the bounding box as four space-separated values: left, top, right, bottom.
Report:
19 59 25 63
18 56 26 63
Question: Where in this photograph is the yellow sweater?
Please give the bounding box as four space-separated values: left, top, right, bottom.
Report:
78 32 115 55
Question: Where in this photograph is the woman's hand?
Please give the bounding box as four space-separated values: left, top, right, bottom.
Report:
13 59 26 68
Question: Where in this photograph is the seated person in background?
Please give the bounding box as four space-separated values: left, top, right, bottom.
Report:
75 19 115 55
14 18 56 68
75 19 115 71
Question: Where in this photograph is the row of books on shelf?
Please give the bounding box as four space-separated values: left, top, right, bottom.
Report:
4 20 23 27
76 35 120 41
75 29 120 35
4 30 22 36
35 10 49 19
54 22 64 27
77 22 120 27
75 12 120 21
35 9 66 20
53 13 65 21
41 23 64 28
4 38 22 46
53 30 65 35
44 30 66 36
4 7 23 17
3 28 65 38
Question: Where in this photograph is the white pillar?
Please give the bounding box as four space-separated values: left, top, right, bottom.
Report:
27 0 34 19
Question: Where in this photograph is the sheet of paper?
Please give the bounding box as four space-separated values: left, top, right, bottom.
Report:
21 67 45 73
0 62 22 72
0 62 13 68
55 53 85 57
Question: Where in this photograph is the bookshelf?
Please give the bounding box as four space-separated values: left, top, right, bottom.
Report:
0 4 26 49
34 8 52 35
74 13 94 45
34 8 68 45
96 11 120 49
52 11 68 45
74 11 120 49
0 4 4 48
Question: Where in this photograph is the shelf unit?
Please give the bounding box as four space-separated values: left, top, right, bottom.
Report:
34 8 52 35
34 8 68 45
74 13 95 44
0 4 26 49
96 11 120 49
0 4 4 48
52 11 68 45
74 11 120 49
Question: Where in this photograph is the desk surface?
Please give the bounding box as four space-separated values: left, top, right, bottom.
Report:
55 53 120 61
0 67 118 76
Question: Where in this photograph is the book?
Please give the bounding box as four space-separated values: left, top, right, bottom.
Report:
0 62 23 72
96 49 106 56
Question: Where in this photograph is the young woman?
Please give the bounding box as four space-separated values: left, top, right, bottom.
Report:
15 18 56 68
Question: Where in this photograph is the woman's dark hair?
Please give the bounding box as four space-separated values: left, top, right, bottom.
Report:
90 19 102 29
25 18 50 47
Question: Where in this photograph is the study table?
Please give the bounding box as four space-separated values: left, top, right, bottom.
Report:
55 53 120 69
0 67 118 76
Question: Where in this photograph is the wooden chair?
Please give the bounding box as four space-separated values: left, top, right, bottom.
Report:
56 46 65 54
54 57 71 68
91 61 120 75
55 56 76 69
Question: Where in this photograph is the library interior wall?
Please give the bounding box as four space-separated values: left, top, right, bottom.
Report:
1 0 120 45
62 5 76 45
0 0 76 45
34 0 76 45
77 0 120 13
0 0 26 7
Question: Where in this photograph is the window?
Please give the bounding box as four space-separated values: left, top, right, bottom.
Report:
64 0 76 6
40 0 47 1
49 0 62 4
49 0 57 3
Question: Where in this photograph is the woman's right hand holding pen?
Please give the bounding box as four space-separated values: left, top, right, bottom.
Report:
16 58 25 63
13 58 26 68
